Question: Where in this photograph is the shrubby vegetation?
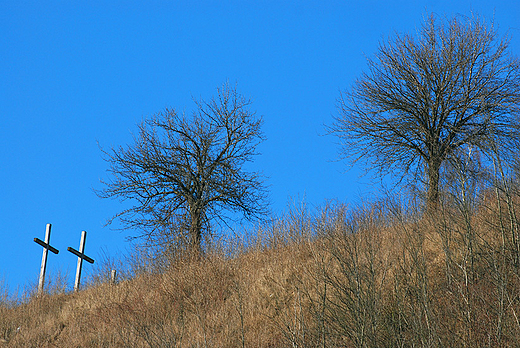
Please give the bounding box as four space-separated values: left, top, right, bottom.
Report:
2 179 520 347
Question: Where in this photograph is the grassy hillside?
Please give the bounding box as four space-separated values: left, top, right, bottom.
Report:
2 187 520 347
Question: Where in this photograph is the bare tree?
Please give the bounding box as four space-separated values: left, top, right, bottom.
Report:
330 14 520 212
97 83 268 255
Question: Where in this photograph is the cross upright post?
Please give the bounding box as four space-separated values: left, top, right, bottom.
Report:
67 230 95 292
34 223 59 296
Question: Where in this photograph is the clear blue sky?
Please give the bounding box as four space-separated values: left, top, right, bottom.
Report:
1 1 519 295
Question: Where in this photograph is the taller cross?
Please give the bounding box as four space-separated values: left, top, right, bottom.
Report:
34 223 59 296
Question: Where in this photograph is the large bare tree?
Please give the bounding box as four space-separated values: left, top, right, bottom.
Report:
97 83 268 254
330 14 520 212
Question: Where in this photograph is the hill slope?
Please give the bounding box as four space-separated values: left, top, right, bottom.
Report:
2 194 520 347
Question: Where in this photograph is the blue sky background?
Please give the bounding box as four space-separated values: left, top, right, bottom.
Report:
1 1 519 295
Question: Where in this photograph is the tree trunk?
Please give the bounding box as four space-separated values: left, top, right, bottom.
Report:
189 210 202 257
427 161 441 214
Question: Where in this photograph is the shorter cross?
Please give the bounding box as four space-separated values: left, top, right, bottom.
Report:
67 230 94 292
34 223 59 296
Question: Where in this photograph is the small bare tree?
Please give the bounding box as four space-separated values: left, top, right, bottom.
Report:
97 83 268 255
330 14 520 212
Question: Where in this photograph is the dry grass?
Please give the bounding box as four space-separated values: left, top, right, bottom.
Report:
2 189 520 347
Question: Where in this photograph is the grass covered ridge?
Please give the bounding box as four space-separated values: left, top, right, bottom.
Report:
2 188 520 347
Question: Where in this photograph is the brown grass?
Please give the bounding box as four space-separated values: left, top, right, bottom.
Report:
2 190 520 347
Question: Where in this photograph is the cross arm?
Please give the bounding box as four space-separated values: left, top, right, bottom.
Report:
34 238 59 254
67 247 95 264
